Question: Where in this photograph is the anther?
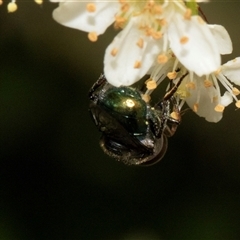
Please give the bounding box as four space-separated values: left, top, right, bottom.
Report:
7 1 17 12
146 80 157 90
184 8 192 20
136 38 144 48
88 32 98 42
233 87 240 96
111 48 118 57
157 54 168 64
86 3 96 12
214 104 225 112
204 79 213 88
134 61 141 68
193 103 198 113
180 36 189 44
167 71 177 80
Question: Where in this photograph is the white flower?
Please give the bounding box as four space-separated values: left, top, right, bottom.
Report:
144 54 240 122
51 0 232 87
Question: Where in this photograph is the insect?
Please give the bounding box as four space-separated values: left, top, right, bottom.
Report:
89 73 188 166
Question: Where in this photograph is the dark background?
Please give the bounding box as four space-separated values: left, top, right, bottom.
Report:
1 1 240 239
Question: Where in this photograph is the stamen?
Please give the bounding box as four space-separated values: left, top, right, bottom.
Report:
184 8 192 20
186 82 195 90
121 3 129 12
86 3 96 13
142 94 151 103
88 32 98 42
136 38 144 48
134 61 141 68
167 71 177 80
111 48 118 56
152 31 162 39
214 104 225 112
157 54 168 64
180 36 189 44
204 79 213 88
146 80 157 90
235 101 240 108
233 87 240 96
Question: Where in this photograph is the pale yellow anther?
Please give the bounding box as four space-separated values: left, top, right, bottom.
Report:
170 111 180 121
176 89 189 99
232 87 240 96
204 79 213 88
86 3 96 12
235 101 240 108
157 54 168 64
7 2 17 12
142 94 151 103
114 16 126 29
88 32 98 42
193 103 199 113
214 104 225 112
146 80 157 90
180 36 189 44
152 31 162 39
134 61 141 68
167 71 177 80
186 82 196 90
136 38 144 48
111 48 118 57
184 8 192 20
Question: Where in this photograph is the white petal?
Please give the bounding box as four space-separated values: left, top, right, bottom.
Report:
52 1 119 35
221 57 240 85
184 76 222 122
168 14 220 77
104 17 163 87
220 91 233 106
208 24 232 55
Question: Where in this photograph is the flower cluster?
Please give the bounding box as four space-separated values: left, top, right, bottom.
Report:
51 0 240 122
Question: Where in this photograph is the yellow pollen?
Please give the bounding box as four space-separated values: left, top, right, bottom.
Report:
197 16 205 24
134 61 141 68
170 111 180 121
186 82 196 90
184 8 192 20
7 2 17 12
167 71 177 80
88 32 98 42
204 79 213 88
146 80 157 90
157 54 168 64
34 0 43 4
152 31 162 39
180 36 189 44
232 87 240 96
142 94 151 103
136 38 144 48
193 103 198 113
235 101 240 108
111 48 118 57
86 3 96 12
214 104 225 112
